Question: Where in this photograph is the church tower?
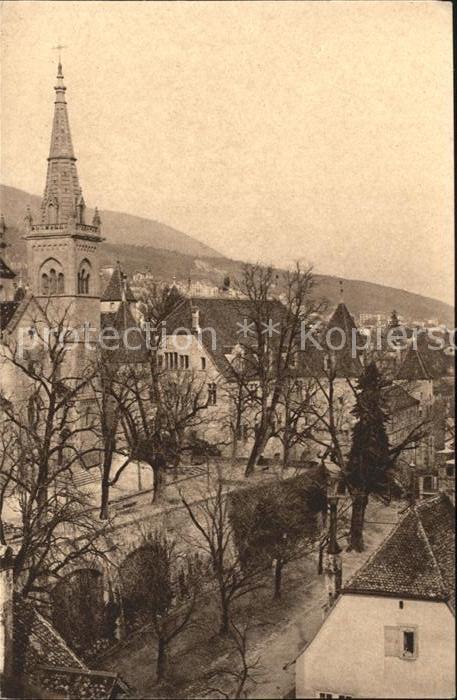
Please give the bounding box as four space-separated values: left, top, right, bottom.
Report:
24 60 103 334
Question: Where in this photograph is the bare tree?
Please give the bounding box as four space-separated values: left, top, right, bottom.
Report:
226 263 326 477
0 303 113 599
200 620 261 699
181 482 264 635
118 365 211 503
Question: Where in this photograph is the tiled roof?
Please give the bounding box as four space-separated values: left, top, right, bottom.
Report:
0 293 36 335
101 302 149 364
0 301 20 331
383 384 419 413
343 494 455 607
301 303 364 378
164 297 364 380
14 596 127 698
0 256 16 279
163 296 286 376
101 267 136 302
397 333 449 380
324 303 364 377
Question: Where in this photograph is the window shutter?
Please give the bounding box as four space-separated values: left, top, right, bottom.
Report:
384 626 399 657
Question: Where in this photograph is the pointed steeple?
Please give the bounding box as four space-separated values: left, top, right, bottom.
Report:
92 207 101 231
41 61 82 225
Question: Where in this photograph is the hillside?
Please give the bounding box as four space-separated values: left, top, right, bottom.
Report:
0 184 221 259
1 184 453 325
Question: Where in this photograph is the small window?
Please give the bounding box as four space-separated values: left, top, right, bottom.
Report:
337 480 346 496
384 626 417 660
49 268 57 294
402 630 417 659
178 354 190 370
422 475 436 493
201 357 206 370
41 273 50 295
208 382 217 406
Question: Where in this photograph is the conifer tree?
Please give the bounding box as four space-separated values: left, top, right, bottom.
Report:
345 362 391 551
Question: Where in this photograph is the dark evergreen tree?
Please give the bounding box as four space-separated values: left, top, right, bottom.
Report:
345 362 391 552
388 309 400 328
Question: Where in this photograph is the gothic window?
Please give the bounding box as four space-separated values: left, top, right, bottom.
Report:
41 273 50 294
39 258 64 296
47 202 57 224
49 268 57 294
78 260 91 295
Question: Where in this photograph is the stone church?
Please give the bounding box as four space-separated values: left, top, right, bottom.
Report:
0 60 146 389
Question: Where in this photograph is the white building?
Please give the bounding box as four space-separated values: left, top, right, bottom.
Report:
295 494 455 699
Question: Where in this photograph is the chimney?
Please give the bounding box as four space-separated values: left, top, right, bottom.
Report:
0 545 14 695
323 495 342 612
191 306 200 334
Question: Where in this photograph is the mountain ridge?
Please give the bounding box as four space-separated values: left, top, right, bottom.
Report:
0 184 222 259
1 184 453 325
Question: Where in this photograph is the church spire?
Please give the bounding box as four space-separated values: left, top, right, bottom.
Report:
40 60 82 225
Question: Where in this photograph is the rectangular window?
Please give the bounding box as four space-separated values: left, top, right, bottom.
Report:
384 626 418 660
201 357 206 370
178 354 190 370
402 630 415 657
422 475 436 493
208 382 217 406
165 352 179 370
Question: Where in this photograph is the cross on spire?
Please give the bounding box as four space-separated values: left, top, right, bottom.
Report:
339 280 344 301
53 44 67 62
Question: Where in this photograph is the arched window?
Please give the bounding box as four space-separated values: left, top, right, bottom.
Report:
49 268 57 294
39 258 64 296
47 202 57 224
41 273 49 295
78 259 91 295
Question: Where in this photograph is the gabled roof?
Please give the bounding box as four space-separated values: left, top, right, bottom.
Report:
101 267 136 302
302 302 363 378
343 494 455 608
383 383 419 414
163 295 286 376
397 346 432 381
101 301 149 364
397 332 450 381
0 301 20 331
0 293 39 334
0 256 16 279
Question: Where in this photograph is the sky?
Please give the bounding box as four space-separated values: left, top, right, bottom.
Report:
1 1 454 304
